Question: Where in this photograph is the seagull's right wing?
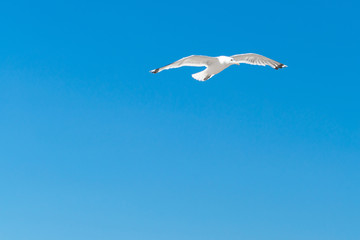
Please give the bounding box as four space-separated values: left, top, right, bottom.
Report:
231 53 287 70
150 55 216 73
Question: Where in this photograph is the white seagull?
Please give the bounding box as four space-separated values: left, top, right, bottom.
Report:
150 53 287 81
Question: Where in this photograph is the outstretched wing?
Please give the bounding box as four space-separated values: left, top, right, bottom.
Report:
231 53 287 70
150 55 216 73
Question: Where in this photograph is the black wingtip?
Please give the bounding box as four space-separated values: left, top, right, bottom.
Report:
150 68 160 74
274 64 288 70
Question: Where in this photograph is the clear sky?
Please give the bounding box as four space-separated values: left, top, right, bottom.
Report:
0 0 359 240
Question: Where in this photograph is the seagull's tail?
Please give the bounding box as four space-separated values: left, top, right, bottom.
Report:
192 70 213 81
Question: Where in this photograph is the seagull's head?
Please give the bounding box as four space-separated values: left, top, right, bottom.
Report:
218 56 240 65
229 58 240 65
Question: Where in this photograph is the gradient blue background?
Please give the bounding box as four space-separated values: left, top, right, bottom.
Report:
0 0 359 239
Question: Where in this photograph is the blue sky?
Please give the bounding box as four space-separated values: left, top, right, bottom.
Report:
0 0 359 239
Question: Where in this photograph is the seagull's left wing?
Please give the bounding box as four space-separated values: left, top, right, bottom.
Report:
150 55 216 74
231 53 287 70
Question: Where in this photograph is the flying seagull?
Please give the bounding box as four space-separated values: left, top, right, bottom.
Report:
150 53 287 81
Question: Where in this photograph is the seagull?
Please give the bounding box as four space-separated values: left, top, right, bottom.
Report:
150 53 287 81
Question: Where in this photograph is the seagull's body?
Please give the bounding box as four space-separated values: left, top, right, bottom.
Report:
150 53 287 81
